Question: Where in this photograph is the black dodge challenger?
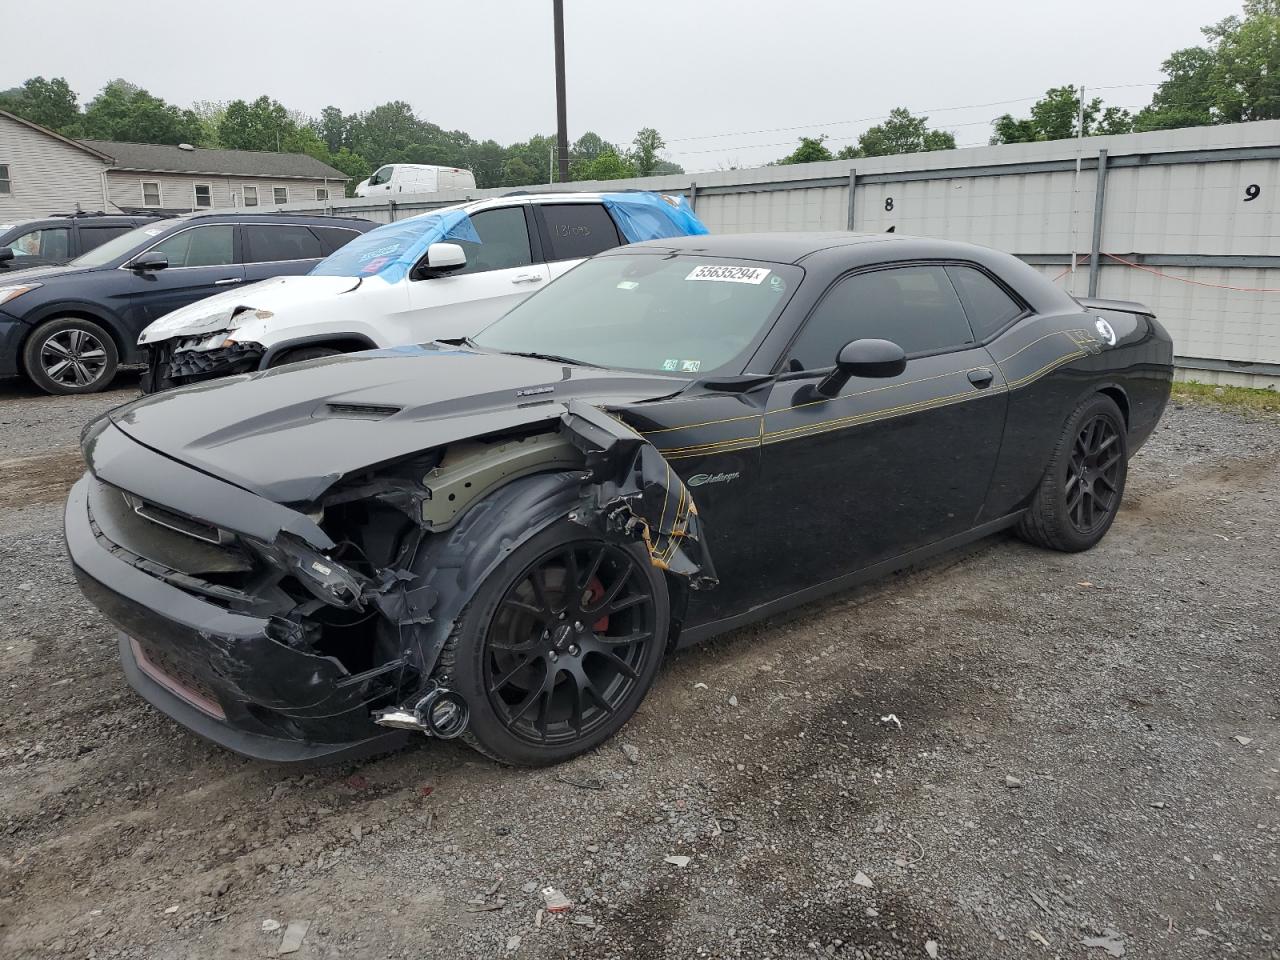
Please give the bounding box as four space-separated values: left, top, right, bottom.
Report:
65 233 1173 765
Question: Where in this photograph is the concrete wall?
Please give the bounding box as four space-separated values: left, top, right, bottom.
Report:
0 114 107 219
236 120 1280 388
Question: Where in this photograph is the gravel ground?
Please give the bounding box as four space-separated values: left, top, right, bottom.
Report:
0 381 1277 960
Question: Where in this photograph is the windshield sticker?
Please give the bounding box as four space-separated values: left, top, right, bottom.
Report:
686 264 771 284
769 275 786 293
663 358 702 372
144 229 163 236
616 280 639 290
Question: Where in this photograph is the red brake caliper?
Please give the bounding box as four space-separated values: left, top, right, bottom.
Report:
586 577 609 633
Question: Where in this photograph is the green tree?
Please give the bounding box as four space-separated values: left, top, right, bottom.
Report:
991 86 1132 143
0 76 80 133
217 96 294 151
572 149 638 181
631 127 666 176
81 80 205 145
1204 0 1280 121
777 135 834 164
1134 47 1217 130
501 156 540 187
856 107 955 156
317 106 349 153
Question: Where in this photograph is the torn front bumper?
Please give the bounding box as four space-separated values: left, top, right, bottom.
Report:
141 340 265 394
64 471 409 764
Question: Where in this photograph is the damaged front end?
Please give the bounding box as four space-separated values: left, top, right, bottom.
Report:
67 401 714 762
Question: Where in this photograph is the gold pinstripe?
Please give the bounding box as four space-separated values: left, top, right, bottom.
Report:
648 330 1092 459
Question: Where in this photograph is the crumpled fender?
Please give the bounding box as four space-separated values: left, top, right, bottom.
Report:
560 400 718 590
382 401 717 690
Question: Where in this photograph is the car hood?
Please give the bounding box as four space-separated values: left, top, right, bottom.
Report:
137 274 367 344
0 263 94 283
106 344 686 503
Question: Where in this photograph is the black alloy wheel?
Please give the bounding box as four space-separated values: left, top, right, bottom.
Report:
24 318 119 395
484 541 658 746
1016 392 1128 552
1065 414 1123 535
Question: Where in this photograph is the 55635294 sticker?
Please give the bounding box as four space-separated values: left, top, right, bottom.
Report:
686 265 771 284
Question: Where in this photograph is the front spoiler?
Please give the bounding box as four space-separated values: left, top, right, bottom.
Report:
117 634 409 764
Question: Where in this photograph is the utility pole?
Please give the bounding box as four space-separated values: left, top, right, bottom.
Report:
553 0 570 184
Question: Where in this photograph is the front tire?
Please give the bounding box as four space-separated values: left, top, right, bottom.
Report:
1017 393 1128 552
22 318 119 395
439 519 670 766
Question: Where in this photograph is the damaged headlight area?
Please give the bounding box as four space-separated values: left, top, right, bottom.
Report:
70 405 718 761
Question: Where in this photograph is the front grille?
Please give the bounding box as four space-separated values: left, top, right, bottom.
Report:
124 494 226 545
131 638 226 719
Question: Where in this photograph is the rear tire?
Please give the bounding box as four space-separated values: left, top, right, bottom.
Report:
22 317 119 395
268 345 343 368
438 519 669 766
1017 393 1128 552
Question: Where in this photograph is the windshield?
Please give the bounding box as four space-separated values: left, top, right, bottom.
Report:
368 166 394 186
70 219 180 267
310 207 475 282
473 253 801 376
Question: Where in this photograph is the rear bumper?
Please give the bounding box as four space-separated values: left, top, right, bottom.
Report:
65 474 410 764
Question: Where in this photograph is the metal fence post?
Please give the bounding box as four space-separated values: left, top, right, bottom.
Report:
1088 149 1109 297
846 168 857 231
388 200 398 223
688 181 698 211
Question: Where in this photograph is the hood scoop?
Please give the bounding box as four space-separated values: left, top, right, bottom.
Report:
323 402 403 420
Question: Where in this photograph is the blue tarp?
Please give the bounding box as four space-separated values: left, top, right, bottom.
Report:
602 192 708 242
310 209 481 283
309 192 707 282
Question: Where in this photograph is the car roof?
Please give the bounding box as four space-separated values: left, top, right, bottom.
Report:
608 231 900 264
616 231 1033 266
169 211 373 226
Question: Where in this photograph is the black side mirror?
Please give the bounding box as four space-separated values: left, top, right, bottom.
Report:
129 254 169 272
814 338 907 398
0 247 13 263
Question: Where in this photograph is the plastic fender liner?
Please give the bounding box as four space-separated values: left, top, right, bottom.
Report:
386 406 718 682
560 399 719 591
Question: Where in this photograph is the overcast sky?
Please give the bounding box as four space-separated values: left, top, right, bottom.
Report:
8 0 1242 170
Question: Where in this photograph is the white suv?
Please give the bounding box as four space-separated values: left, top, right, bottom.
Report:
137 192 706 392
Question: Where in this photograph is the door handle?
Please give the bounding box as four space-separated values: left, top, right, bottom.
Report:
511 273 544 285
214 278 243 286
967 367 995 388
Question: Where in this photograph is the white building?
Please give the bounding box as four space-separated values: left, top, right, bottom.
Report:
0 109 347 220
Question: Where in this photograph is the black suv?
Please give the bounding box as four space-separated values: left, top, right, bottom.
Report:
0 212 163 272
0 212 373 395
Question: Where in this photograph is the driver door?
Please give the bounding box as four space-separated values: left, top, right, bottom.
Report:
752 264 1008 600
399 206 550 342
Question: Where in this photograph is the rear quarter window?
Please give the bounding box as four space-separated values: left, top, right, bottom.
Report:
312 226 363 255
540 204 622 261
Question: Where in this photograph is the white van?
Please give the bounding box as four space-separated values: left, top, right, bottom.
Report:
354 164 477 197
136 191 708 392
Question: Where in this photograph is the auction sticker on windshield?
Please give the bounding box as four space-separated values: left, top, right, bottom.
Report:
686 264 771 284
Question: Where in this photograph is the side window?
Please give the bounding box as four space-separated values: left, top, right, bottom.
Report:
789 265 974 370
79 225 134 253
145 225 236 268
243 224 324 263
945 265 1025 340
311 226 360 255
450 207 533 276
540 203 622 261
10 226 70 260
